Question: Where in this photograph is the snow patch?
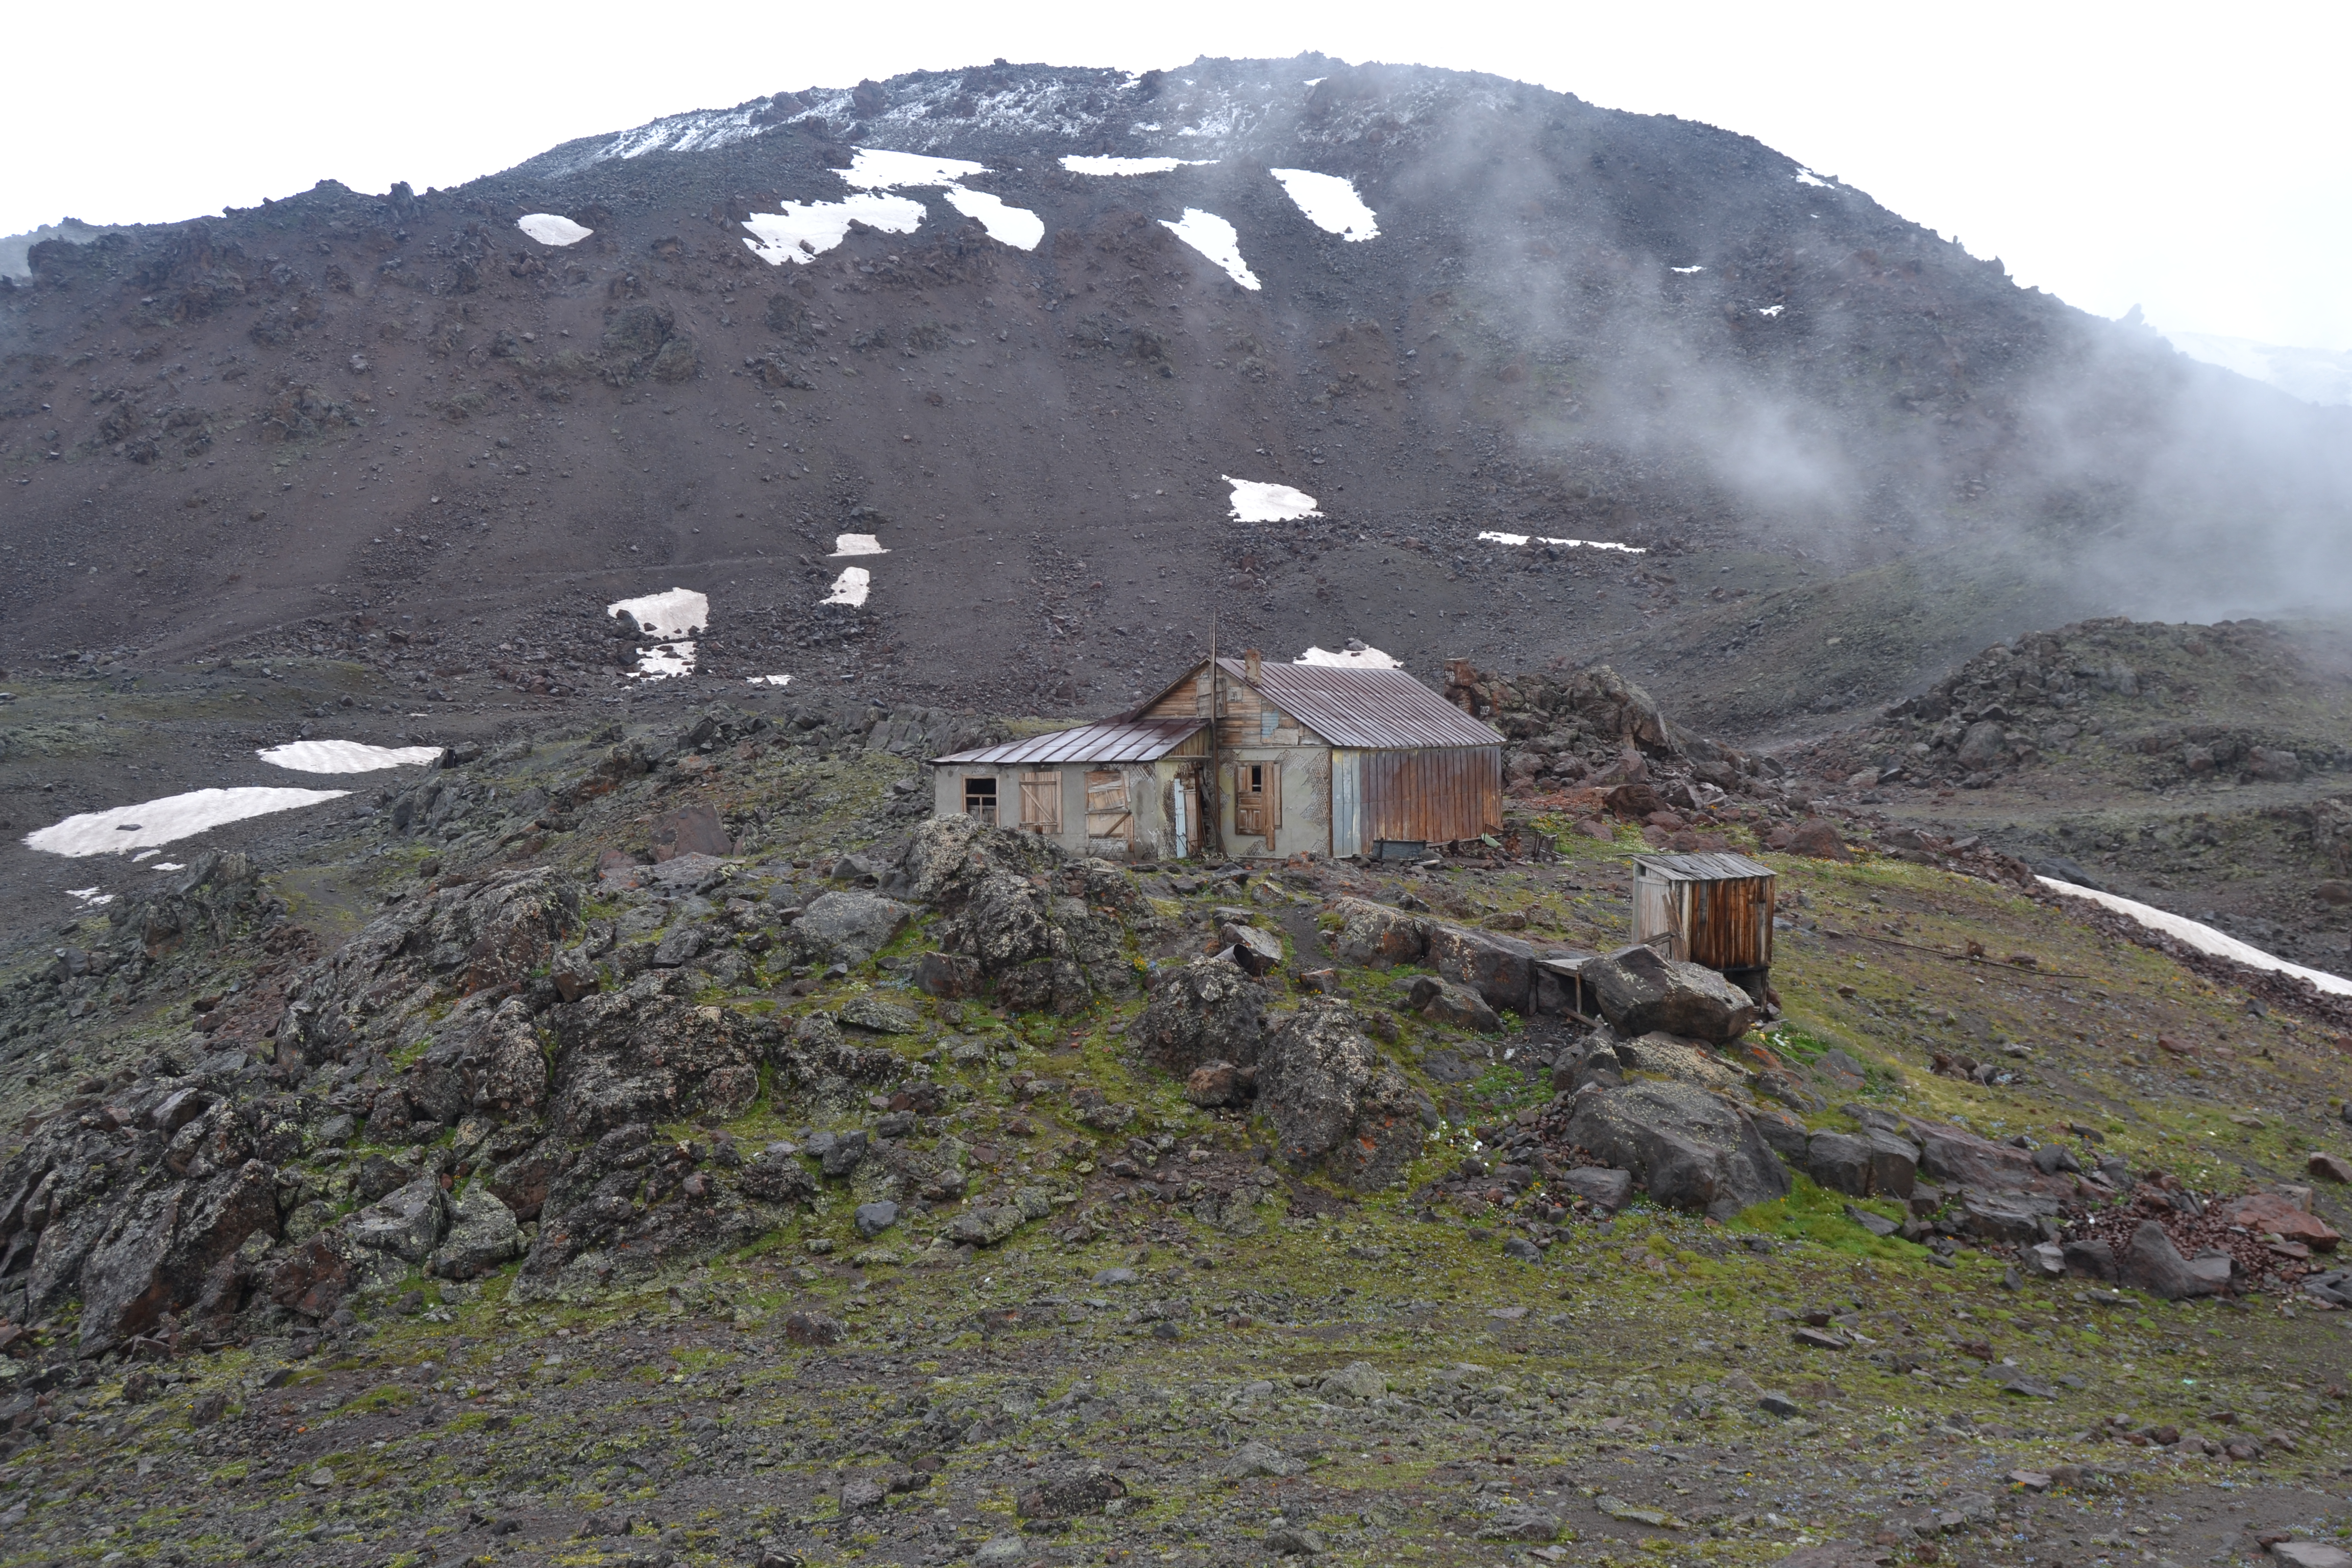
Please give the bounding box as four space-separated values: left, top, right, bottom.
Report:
1268 168 1379 241
258 740 445 774
842 148 990 189
1296 644 1401 669
607 588 708 639
1795 168 1832 188
1670 265 1704 275
830 534 889 557
1758 305 1785 318
517 213 593 247
1161 210 1260 289
632 643 696 680
1061 155 1215 175
2038 877 2352 998
741 194 925 265
66 888 113 906
1477 530 1646 554
27 787 350 857
746 674 794 687
824 567 871 607
1222 475 1319 522
941 187 1043 250
152 862 184 872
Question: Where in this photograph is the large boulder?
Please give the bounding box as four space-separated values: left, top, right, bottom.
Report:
545 972 765 1136
1907 1120 2071 1197
1127 955 1269 1074
792 890 913 966
1331 898 1428 969
2218 1192 2342 1251
1427 925 1539 1014
2118 1220 2226 1300
76 1158 281 1353
1582 945 1755 1043
1561 1081 1791 1220
347 1175 447 1265
898 816 1128 1012
1805 1128 1920 1197
430 1186 524 1279
1255 1000 1433 1189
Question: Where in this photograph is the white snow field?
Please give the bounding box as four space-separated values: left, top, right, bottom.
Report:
517 213 593 246
258 741 444 774
1267 169 1378 241
1061 156 1216 175
1296 644 1401 669
2037 877 2352 997
746 675 794 687
609 589 708 679
1222 476 1319 522
27 788 350 857
830 534 890 557
824 567 872 607
942 187 1044 249
741 194 925 265
842 148 990 189
1161 210 1261 289
1476 530 1646 554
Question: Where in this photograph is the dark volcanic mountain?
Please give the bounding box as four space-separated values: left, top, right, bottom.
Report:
5 55 2347 726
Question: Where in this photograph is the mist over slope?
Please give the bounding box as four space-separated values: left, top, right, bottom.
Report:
3 55 2346 723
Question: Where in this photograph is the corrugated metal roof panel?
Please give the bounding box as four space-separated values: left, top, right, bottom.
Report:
932 717 1207 766
1219 659 1503 749
1632 851 1776 881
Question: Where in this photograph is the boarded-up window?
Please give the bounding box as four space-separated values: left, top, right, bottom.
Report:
1018 771 1062 835
963 776 998 825
1084 770 1133 849
1234 761 1280 842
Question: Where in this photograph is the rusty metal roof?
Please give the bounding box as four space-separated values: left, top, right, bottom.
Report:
1218 658 1503 749
1632 851 1776 881
932 717 1207 767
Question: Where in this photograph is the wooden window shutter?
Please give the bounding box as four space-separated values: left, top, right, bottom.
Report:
1019 772 1062 834
1267 760 1282 829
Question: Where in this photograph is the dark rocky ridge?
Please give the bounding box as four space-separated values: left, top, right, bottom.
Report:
3 55 2348 731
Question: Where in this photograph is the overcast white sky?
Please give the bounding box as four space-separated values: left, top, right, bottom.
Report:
10 2 2347 350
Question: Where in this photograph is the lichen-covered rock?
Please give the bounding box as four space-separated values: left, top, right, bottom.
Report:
1582 945 1756 1043
1127 955 1268 1074
1256 1000 1433 1189
75 1157 280 1352
1426 924 1538 1014
792 890 914 966
1562 1080 1791 1219
431 1185 523 1279
1331 897 1428 969
545 972 765 1136
347 1175 447 1265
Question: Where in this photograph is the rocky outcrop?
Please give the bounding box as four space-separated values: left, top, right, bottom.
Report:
1331 897 1429 969
545 972 765 1136
1255 1001 1433 1189
431 1185 524 1279
75 1157 280 1352
1561 1081 1791 1219
1127 955 1269 1075
1427 925 1539 1015
896 816 1138 1013
791 890 914 966
1583 945 1756 1042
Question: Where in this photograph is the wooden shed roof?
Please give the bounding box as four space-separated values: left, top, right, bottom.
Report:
932 717 1206 766
1632 851 1776 881
1211 659 1504 750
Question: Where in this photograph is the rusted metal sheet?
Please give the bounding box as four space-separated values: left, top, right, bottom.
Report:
1631 853 1775 973
1363 746 1502 845
934 717 1205 767
1219 659 1502 749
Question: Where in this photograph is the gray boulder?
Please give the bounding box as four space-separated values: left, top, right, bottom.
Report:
1555 1167 1634 1210
545 971 765 1135
1427 924 1539 1014
839 994 921 1034
1407 975 1502 1034
430 1186 523 1280
651 926 706 968
792 890 914 966
2061 1238 2117 1280
1127 955 1269 1074
1256 1000 1434 1189
1221 923 1284 976
1561 1081 1791 1220
1807 1129 1920 1197
943 1204 1024 1247
854 1200 899 1238
2118 1220 2222 1300
1582 945 1756 1043
347 1175 448 1264
1330 897 1428 969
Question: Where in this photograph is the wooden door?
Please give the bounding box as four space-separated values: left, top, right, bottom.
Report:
1084 770 1133 853
1233 761 1279 845
1018 771 1062 835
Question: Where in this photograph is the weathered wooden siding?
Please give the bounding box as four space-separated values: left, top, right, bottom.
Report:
1363 747 1503 846
1634 872 1775 972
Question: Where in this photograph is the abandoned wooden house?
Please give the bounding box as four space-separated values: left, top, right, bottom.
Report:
928 651 1505 860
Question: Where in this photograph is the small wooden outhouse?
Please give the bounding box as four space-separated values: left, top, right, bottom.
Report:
1630 851 1778 999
